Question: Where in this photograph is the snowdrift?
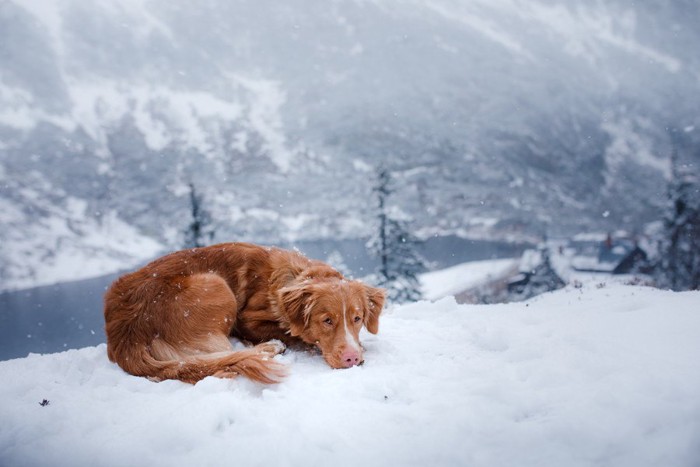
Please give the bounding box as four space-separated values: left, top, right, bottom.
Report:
1 284 699 467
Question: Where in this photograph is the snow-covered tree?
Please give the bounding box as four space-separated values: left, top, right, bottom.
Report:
507 246 566 301
367 168 427 303
183 182 215 249
654 136 700 290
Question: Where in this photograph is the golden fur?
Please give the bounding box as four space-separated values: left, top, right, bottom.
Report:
104 242 385 384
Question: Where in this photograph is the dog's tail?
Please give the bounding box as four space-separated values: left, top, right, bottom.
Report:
109 341 287 385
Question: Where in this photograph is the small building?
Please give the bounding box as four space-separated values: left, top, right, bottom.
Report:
570 233 648 274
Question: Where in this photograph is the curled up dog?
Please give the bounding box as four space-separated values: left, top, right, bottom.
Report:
103 242 386 384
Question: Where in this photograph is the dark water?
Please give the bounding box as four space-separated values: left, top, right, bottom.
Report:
0 236 527 361
0 273 119 361
290 235 527 273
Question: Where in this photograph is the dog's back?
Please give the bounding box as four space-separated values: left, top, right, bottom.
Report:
104 243 287 384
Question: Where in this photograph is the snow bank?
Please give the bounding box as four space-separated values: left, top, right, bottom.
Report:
420 258 517 300
1 284 699 467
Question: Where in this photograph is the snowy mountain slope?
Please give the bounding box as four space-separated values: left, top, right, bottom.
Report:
0 163 164 290
0 197 162 290
2 0 700 288
1 283 699 467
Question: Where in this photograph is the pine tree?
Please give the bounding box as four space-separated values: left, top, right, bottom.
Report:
184 182 215 249
367 168 427 303
508 246 566 301
655 136 700 290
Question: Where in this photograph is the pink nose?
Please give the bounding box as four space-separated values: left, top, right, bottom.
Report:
341 349 362 368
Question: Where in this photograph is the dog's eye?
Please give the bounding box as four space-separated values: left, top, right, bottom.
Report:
353 316 361 323
323 318 333 326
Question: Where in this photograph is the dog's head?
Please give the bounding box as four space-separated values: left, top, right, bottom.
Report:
279 278 385 369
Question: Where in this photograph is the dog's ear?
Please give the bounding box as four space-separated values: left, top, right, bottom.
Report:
363 285 385 334
278 284 314 336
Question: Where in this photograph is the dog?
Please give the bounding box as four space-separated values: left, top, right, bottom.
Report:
104 242 385 384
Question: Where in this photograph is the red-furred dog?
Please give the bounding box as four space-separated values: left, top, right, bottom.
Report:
104 243 385 384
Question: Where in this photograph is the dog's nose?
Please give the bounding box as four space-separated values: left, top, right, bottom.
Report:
341 349 362 368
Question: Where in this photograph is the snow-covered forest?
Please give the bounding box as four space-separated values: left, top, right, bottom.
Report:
1 1 699 465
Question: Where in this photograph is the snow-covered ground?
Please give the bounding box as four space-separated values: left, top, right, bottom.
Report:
1 282 699 467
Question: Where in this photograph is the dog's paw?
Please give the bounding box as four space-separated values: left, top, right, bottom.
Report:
256 339 286 356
